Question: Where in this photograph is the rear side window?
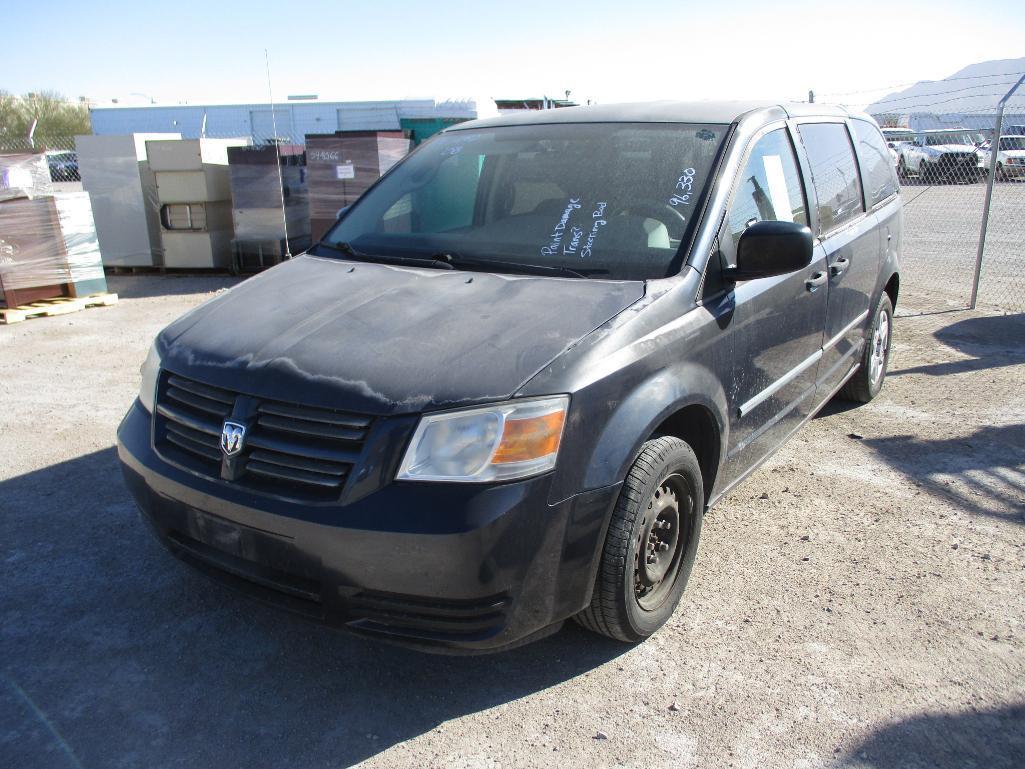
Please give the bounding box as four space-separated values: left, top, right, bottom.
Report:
728 128 807 246
798 123 864 235
852 120 898 207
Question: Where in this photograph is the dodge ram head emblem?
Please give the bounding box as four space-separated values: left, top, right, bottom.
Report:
220 421 246 456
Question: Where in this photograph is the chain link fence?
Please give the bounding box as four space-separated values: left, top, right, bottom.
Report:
853 77 1025 315
974 126 1025 313
2 95 1023 312
0 136 75 152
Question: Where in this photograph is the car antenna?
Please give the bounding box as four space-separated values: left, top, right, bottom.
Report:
265 48 291 260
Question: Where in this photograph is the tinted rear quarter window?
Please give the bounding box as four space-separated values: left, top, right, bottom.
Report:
798 123 864 235
851 120 898 208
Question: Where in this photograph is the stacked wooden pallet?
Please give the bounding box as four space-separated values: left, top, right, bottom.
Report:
0 292 118 324
0 152 109 308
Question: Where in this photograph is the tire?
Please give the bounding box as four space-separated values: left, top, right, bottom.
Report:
574 436 703 642
839 293 893 403
919 161 932 183
897 158 907 179
997 163 1008 182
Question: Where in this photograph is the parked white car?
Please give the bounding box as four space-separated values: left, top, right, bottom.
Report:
883 128 982 183
978 135 1025 180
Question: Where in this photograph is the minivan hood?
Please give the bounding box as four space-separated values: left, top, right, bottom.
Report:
159 254 643 415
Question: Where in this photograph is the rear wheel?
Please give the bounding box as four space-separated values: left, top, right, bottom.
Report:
839 293 893 403
574 436 703 642
897 157 908 179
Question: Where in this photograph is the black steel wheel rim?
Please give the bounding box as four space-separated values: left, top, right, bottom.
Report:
634 473 691 611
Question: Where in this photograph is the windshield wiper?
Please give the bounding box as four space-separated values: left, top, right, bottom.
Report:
315 242 607 278
314 241 453 270
431 252 608 279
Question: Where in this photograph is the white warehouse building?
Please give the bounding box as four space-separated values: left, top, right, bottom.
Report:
88 98 491 144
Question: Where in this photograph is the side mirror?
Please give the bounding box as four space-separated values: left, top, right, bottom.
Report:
335 205 350 220
723 220 814 282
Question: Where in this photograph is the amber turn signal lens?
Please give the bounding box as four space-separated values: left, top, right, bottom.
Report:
491 410 566 464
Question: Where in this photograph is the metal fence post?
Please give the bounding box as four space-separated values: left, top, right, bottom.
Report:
971 73 1025 309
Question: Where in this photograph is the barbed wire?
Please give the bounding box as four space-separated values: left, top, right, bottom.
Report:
820 70 1025 99
865 82 1025 110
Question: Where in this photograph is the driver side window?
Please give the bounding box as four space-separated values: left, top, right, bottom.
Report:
728 128 808 247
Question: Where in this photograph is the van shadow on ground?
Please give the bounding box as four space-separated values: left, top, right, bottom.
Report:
841 702 1025 769
891 312 1025 378
0 447 628 769
876 312 1025 522
862 424 1025 524
817 313 1025 524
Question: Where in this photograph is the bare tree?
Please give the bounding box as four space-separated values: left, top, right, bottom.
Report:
0 90 91 145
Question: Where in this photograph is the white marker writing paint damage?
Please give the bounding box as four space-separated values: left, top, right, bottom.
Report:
581 202 608 258
563 226 584 255
541 198 582 256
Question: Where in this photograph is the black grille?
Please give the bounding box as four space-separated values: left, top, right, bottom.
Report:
937 153 976 167
154 371 372 501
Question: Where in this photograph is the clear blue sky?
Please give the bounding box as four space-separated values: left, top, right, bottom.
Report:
3 0 1024 108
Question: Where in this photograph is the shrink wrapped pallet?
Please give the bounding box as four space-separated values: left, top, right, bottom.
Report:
228 145 310 240
0 197 72 306
0 153 53 202
306 131 412 241
147 137 249 269
54 192 107 296
228 144 311 270
76 133 180 267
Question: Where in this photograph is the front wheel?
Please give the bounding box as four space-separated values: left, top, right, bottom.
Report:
839 293 893 403
574 436 703 642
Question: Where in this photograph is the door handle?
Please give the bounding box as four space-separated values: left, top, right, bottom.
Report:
805 271 827 292
830 257 850 277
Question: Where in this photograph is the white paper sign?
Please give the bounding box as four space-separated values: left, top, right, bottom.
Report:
762 155 794 223
335 163 355 180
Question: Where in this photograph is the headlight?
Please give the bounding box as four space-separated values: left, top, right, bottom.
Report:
138 341 161 413
396 396 569 482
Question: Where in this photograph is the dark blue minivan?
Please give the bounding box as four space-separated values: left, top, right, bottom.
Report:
118 100 901 652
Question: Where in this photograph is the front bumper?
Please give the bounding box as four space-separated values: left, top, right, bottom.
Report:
117 400 620 653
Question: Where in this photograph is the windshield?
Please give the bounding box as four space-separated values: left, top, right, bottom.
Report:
321 122 729 280
924 132 974 146
999 136 1025 151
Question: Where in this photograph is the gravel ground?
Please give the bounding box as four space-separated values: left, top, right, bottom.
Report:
2 275 1023 769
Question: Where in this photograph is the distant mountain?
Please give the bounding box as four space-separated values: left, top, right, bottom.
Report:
867 58 1025 115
